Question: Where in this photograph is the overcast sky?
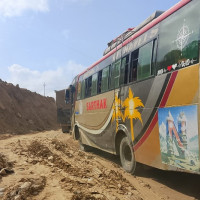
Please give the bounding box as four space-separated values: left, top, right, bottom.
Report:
0 0 180 97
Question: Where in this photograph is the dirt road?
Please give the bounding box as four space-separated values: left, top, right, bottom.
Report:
0 130 199 200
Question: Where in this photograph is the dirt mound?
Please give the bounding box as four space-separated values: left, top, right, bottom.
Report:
0 153 14 179
71 192 102 200
0 80 58 134
52 139 74 158
3 177 46 200
27 140 72 172
0 153 13 169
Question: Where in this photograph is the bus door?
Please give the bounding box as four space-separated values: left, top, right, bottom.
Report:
118 54 130 118
111 59 123 130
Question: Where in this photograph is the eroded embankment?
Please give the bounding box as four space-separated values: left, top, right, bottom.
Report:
0 80 58 134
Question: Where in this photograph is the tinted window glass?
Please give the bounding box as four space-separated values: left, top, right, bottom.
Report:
101 66 110 93
152 39 157 76
77 81 81 100
110 60 121 89
91 73 98 96
129 50 139 82
110 65 115 89
85 76 92 98
120 55 129 85
157 0 200 74
137 41 153 80
114 60 120 88
81 80 85 99
97 70 102 94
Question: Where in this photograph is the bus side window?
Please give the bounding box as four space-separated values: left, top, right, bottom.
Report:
137 41 153 81
91 73 98 96
80 80 85 99
97 70 102 94
120 55 129 85
110 64 115 89
110 60 121 89
129 49 139 83
77 81 81 100
85 76 92 98
151 39 157 76
101 65 110 93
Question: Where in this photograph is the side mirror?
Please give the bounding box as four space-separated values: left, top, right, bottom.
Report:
70 85 76 93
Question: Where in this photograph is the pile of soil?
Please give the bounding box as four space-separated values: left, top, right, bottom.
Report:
0 154 13 170
0 153 14 177
3 177 46 200
0 80 58 134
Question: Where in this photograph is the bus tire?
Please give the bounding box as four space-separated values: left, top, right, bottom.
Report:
119 136 136 174
61 126 69 133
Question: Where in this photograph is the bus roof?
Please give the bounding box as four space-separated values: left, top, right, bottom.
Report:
78 0 191 79
103 10 164 56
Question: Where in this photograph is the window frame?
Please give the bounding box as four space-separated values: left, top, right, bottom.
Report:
91 73 98 96
137 41 154 81
76 38 158 101
110 59 121 90
101 65 110 93
120 54 130 85
85 76 92 98
129 49 139 83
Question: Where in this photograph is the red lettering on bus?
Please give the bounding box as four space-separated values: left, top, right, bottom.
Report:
93 100 97 110
86 99 107 111
103 98 107 108
100 99 103 109
91 101 94 110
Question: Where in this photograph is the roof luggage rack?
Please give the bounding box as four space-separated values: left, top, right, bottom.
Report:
103 10 164 56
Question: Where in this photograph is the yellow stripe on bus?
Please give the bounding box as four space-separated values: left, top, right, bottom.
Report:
166 64 199 107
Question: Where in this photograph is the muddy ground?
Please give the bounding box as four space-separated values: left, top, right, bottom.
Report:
0 130 199 200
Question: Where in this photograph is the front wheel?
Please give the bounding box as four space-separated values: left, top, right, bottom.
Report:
78 132 91 152
119 136 136 174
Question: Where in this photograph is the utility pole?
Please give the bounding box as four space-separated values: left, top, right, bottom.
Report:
43 82 46 96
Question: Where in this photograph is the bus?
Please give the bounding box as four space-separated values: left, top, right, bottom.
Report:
66 0 200 174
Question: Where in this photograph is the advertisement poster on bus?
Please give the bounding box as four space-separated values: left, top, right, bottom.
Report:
158 105 199 172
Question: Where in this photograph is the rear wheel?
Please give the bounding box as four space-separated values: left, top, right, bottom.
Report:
61 126 70 133
119 136 136 174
